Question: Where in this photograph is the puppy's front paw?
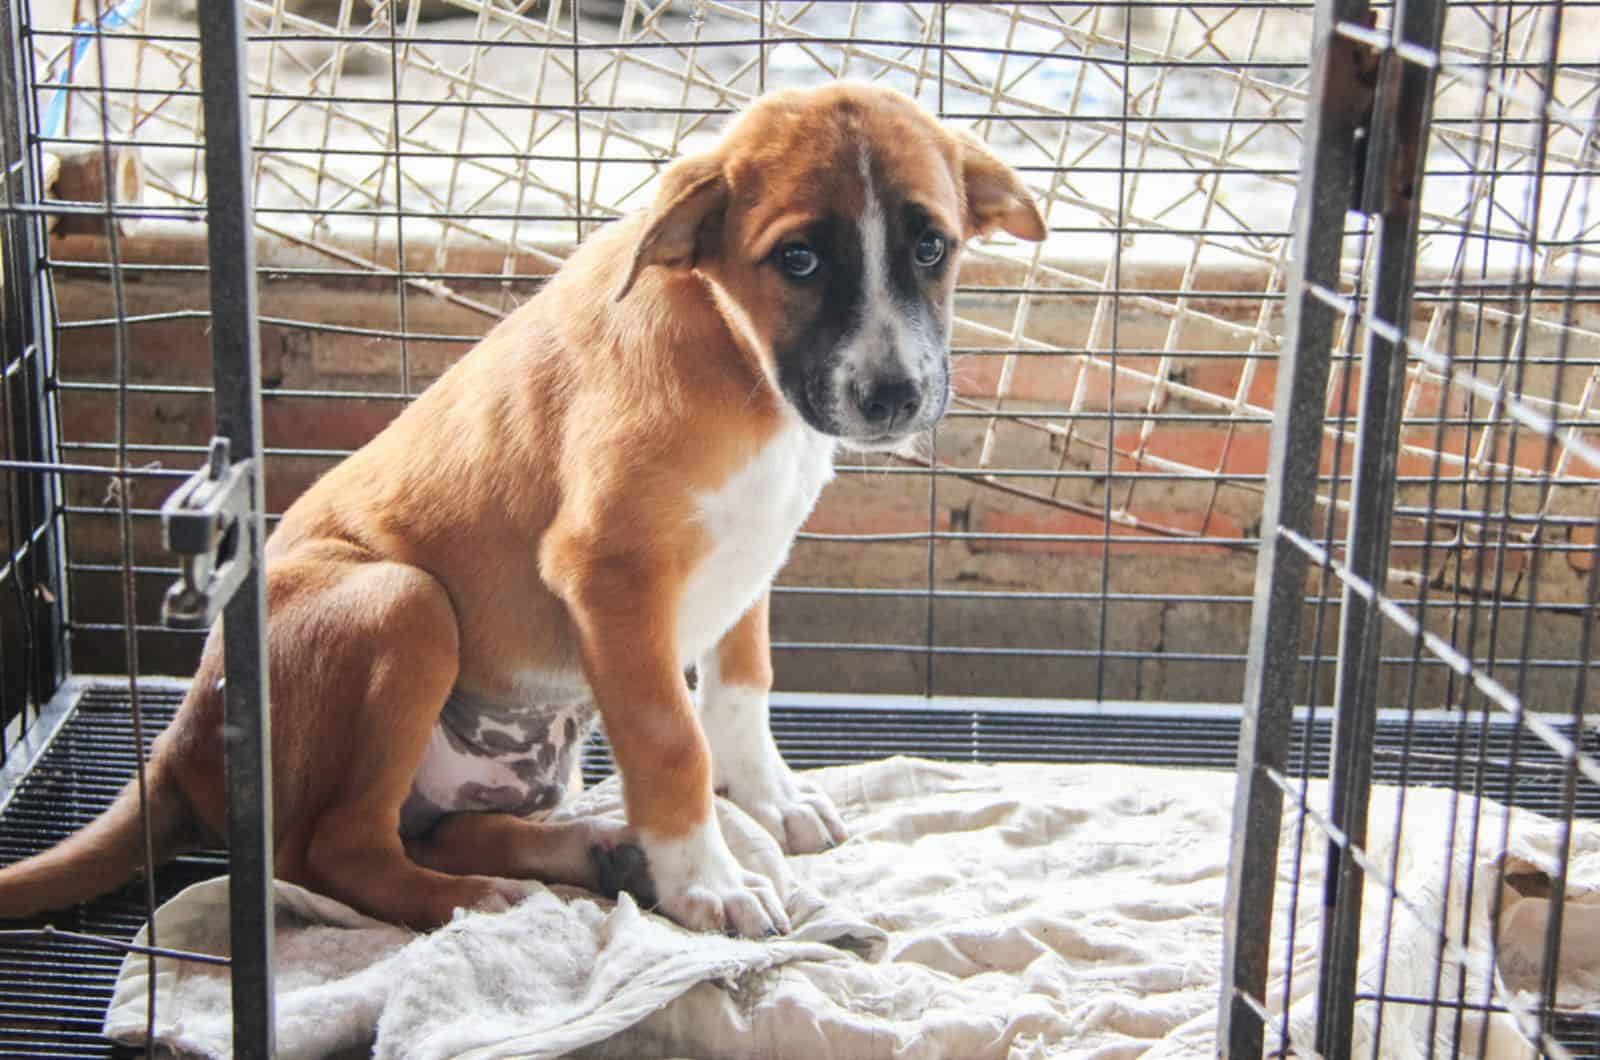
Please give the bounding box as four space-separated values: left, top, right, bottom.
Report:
644 824 790 938
666 867 787 938
725 768 848 855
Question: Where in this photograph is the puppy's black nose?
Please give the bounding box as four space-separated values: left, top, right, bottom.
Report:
856 378 922 431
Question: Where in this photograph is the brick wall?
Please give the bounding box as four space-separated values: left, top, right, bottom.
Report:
45 229 1599 711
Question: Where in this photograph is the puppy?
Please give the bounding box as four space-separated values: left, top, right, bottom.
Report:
0 82 1045 936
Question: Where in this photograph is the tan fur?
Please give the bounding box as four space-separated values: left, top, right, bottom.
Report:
0 83 1044 930
717 593 775 693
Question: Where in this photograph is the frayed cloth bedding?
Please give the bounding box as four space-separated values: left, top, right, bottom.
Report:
104 757 1600 1058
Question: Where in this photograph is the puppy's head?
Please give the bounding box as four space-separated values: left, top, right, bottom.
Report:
616 82 1047 451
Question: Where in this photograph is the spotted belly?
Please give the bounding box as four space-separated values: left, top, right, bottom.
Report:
399 685 597 839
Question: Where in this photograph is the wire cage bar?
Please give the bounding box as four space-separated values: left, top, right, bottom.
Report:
1217 0 1372 1049
0 0 68 778
193 1 276 1055
1317 0 1448 1049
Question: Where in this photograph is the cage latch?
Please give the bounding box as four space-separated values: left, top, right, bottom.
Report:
160 437 255 630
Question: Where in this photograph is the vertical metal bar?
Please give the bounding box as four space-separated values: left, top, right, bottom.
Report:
1438 6 1521 1045
0 0 65 710
1093 0 1133 705
927 8 945 700
385 0 412 397
1278 210 1374 1056
1314 0 1445 1053
1216 0 1370 1052
195 3 276 1058
1503 7 1575 1043
83 9 163 1052
570 0 582 246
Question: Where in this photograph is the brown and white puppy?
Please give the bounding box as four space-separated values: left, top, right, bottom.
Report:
0 82 1045 937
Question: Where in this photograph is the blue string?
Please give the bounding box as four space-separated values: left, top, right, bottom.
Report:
42 0 145 140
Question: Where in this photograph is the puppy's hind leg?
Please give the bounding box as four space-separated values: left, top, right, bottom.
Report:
280 559 529 928
407 812 647 900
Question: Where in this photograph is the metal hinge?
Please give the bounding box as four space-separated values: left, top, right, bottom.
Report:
1336 13 1386 214
1338 12 1429 220
160 437 255 630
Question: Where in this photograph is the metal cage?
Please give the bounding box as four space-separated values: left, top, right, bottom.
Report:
0 0 1594 1055
1223 0 1600 1055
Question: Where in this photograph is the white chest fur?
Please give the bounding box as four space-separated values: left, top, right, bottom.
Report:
676 421 835 664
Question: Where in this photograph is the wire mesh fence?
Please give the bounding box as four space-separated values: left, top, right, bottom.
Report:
9 0 1589 710
1220 0 1600 1054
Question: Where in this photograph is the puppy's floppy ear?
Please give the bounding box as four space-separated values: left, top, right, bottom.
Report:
953 130 1047 243
615 153 728 301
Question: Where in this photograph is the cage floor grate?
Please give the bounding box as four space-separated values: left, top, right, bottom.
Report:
2 681 1597 1057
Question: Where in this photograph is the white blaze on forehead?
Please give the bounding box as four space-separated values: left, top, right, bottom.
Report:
857 147 890 329
838 147 922 387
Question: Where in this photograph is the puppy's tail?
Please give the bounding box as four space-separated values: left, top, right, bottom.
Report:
0 755 199 920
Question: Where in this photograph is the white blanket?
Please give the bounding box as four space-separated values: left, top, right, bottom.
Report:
104 757 1600 1058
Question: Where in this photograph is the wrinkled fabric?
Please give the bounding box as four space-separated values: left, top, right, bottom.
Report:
105 757 1600 1059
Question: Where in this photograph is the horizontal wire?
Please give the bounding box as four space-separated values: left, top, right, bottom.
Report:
1306 283 1600 471
0 928 228 968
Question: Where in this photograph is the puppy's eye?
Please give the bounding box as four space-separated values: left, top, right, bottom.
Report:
777 243 820 279
914 231 947 269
